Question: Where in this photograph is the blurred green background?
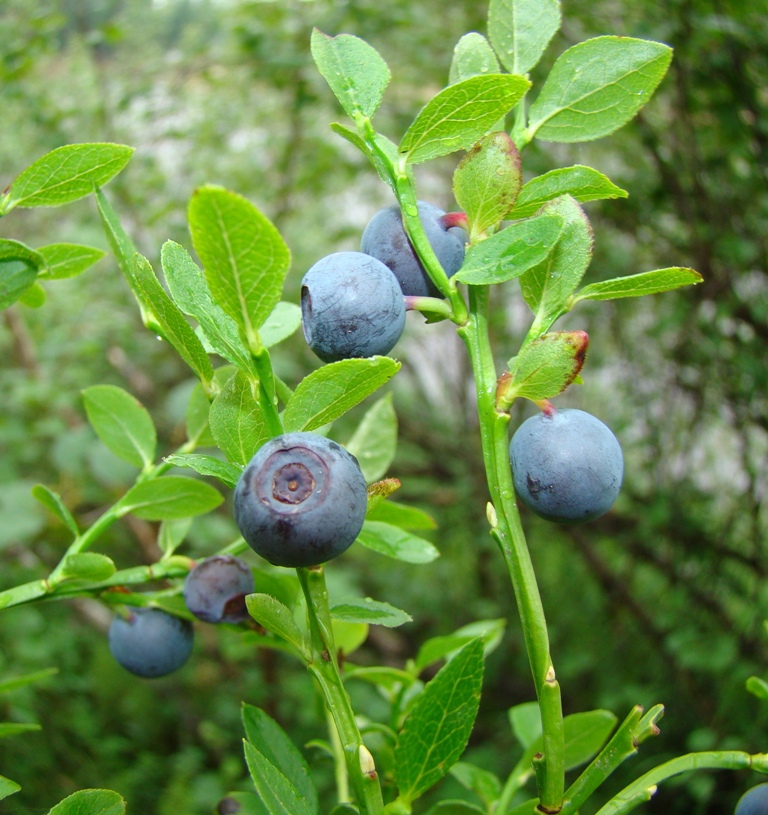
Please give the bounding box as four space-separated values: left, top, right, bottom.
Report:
1 0 766 812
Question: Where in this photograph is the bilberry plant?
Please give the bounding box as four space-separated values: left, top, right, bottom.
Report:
0 1 765 814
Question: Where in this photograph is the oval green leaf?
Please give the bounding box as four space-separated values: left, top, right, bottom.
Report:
82 385 157 469
116 476 223 520
509 165 628 219
453 131 522 240
528 37 673 143
488 0 562 75
311 29 391 120
188 185 291 341
456 211 564 285
282 357 400 433
400 74 530 165
449 33 501 84
356 521 439 564
330 597 412 628
395 638 485 804
47 789 126 815
209 369 270 466
38 243 105 280
6 143 133 210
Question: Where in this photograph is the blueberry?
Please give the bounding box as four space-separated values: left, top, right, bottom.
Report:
509 408 624 523
736 784 768 815
183 555 254 624
301 252 405 363
108 607 194 678
234 432 368 568
360 200 467 297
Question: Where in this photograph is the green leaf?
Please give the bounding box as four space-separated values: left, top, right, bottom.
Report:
414 619 506 672
527 37 673 143
244 741 316 815
164 453 242 488
186 380 216 447
488 0 562 75
161 240 255 373
509 701 542 748
519 196 592 327
47 789 126 815
242 704 318 814
19 281 46 308
116 476 223 521
0 239 44 309
509 165 628 219
400 74 530 165
394 638 485 804
449 33 501 84
188 185 291 342
572 267 703 303
449 762 502 806
746 676 768 701
260 302 302 348
453 132 522 240
356 521 439 564
505 330 589 401
455 211 564 285
4 143 133 210
37 243 105 280
94 188 157 329
366 500 437 530
329 124 398 190
328 806 359 815
0 775 21 801
246 594 309 658
345 394 398 483
310 29 391 120
58 553 116 583
0 667 58 695
0 238 46 267
31 484 79 536
132 254 215 386
529 709 618 772
82 385 157 469
209 369 270 466
332 620 369 656
282 357 400 433
330 597 412 628
0 259 38 310
157 518 192 559
344 665 417 692
560 710 618 771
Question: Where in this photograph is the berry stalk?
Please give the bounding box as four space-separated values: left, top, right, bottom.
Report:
297 567 385 815
458 284 565 812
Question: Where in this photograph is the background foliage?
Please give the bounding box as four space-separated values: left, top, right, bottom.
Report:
0 0 766 812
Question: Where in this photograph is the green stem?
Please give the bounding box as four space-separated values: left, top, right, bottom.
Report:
297 567 384 815
559 705 652 814
594 751 768 815
458 285 564 813
327 706 351 804
251 346 284 438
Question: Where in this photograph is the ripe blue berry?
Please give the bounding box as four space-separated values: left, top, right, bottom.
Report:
509 408 624 523
301 252 405 362
108 607 194 678
736 784 768 815
234 432 368 568
183 555 254 624
360 200 467 297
